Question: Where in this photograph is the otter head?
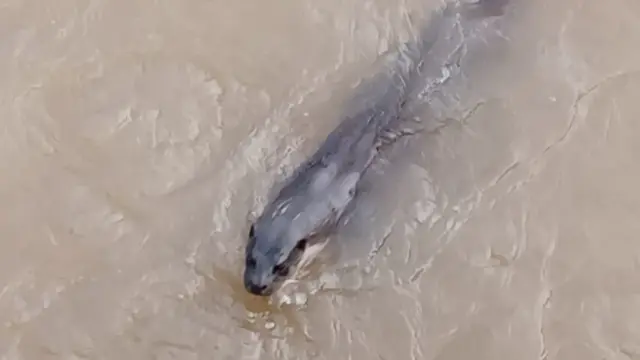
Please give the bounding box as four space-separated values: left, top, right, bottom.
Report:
243 223 308 296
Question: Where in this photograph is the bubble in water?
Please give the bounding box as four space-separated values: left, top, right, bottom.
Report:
264 321 276 330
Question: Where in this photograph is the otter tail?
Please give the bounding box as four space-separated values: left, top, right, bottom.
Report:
373 0 509 145
405 0 509 83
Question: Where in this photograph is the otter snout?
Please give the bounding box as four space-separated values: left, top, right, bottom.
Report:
243 271 275 296
244 277 272 296
243 255 280 296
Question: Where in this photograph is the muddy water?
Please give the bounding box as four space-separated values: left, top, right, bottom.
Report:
2 0 640 359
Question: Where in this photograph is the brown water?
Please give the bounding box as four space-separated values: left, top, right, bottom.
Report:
3 0 640 359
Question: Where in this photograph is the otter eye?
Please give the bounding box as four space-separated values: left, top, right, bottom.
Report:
295 238 308 251
247 256 256 268
273 263 289 277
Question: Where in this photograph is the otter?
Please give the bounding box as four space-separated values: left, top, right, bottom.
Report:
243 0 508 296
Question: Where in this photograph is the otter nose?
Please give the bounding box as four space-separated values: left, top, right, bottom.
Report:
245 281 269 296
243 272 271 296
